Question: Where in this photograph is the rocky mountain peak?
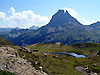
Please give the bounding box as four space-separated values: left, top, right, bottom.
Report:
90 21 100 28
93 21 100 24
47 9 81 27
29 25 39 30
57 10 64 14
56 10 69 15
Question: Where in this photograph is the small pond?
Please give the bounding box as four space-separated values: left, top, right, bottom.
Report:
53 52 86 58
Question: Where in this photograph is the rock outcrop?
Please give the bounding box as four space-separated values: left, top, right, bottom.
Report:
0 47 47 75
19 47 32 53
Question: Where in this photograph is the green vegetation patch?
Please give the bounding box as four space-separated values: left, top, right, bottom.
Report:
0 70 15 75
11 43 100 75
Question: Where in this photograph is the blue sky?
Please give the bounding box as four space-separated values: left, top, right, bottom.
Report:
0 0 100 28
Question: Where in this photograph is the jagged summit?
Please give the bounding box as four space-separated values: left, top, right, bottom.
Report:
96 21 100 23
90 21 100 28
29 25 39 30
92 21 100 25
47 9 81 27
57 10 65 14
55 10 69 15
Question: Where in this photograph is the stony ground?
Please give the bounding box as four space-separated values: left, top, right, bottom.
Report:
0 46 47 75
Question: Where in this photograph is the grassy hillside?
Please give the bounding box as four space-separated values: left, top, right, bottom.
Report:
12 43 100 75
0 36 13 46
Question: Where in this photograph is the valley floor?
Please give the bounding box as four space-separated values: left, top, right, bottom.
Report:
12 43 100 75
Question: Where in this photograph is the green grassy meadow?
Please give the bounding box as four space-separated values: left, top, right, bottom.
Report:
12 43 100 75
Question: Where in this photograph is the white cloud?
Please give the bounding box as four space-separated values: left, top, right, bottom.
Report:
63 8 78 19
0 12 6 18
0 7 50 28
80 18 91 25
63 7 92 25
8 7 15 15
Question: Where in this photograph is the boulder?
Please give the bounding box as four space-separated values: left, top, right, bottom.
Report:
19 47 32 53
0 47 47 75
55 42 62 47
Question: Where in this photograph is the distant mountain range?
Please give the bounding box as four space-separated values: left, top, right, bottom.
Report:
29 25 39 30
1 10 100 46
0 25 39 33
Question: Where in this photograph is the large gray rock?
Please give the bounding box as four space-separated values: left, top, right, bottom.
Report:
19 47 32 53
0 47 47 75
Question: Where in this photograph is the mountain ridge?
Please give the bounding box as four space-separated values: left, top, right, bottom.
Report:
0 9 100 46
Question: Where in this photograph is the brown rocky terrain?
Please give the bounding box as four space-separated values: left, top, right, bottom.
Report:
0 46 47 75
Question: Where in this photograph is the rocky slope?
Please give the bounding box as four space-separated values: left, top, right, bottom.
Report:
0 46 47 75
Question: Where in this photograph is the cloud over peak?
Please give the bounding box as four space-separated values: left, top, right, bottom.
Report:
63 7 92 25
